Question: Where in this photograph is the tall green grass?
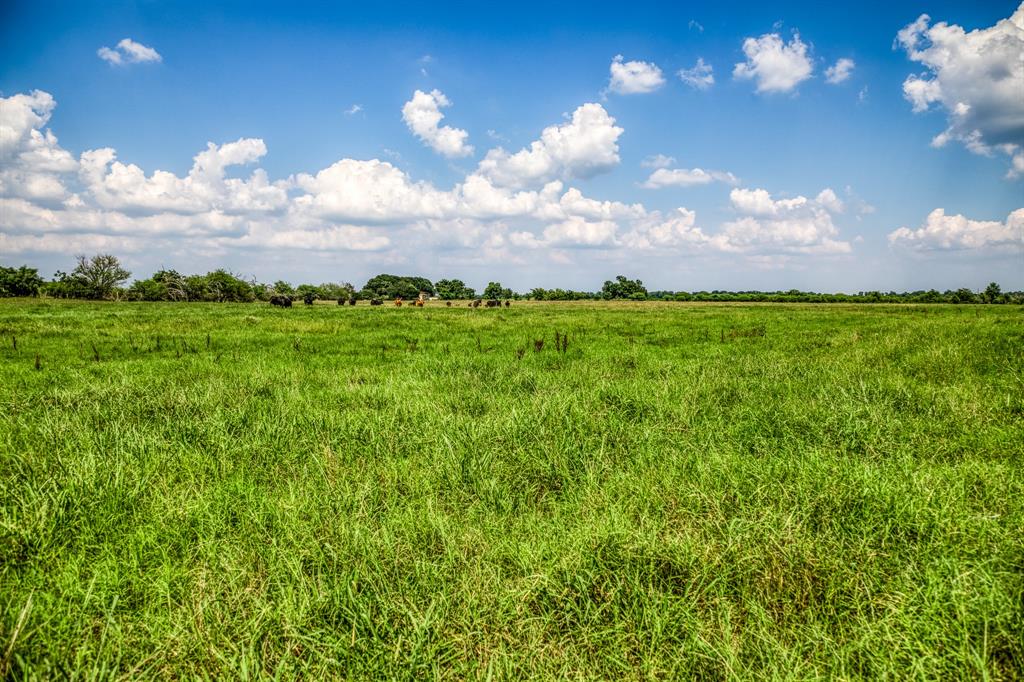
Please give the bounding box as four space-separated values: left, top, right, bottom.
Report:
1 299 1022 679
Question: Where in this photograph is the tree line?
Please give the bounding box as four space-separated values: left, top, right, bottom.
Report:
1 256 1021 305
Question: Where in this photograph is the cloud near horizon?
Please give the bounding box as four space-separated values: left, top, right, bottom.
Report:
0 89 877 267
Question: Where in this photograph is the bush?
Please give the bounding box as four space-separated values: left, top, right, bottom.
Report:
0 266 44 297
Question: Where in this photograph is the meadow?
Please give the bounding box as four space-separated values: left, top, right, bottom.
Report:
1 298 1022 679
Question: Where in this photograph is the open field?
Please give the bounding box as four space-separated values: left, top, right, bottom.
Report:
1 299 1022 679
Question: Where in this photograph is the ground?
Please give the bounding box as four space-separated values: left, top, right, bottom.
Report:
1 299 1022 679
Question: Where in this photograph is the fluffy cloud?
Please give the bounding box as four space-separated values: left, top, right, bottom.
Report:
733 33 813 93
641 167 738 189
0 91 76 201
1 89 860 263
97 38 162 65
896 5 1024 177
543 216 620 247
608 55 666 94
678 58 715 90
477 103 623 189
718 187 851 253
294 158 453 223
80 138 289 214
621 208 707 249
401 89 473 158
825 58 855 84
888 208 1024 250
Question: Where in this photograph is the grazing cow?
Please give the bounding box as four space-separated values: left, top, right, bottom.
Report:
472 299 482 308
370 299 383 306
303 293 315 305
337 297 346 305
486 299 500 307
394 298 403 307
446 301 452 307
504 300 511 307
348 296 357 306
270 295 292 307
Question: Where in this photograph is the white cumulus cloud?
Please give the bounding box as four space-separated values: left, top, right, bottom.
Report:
0 90 77 201
477 103 623 189
888 208 1024 250
401 89 474 158
1 89 864 263
896 5 1024 177
97 38 162 65
608 55 666 95
719 187 851 253
733 33 813 93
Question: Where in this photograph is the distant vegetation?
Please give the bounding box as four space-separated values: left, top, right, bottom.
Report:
2 256 1022 304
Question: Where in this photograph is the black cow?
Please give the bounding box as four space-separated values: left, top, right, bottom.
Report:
486 299 500 307
370 298 383 306
270 295 292 307
471 299 482 308
504 300 511 307
348 296 357 306
303 293 315 305
446 301 452 307
337 297 346 305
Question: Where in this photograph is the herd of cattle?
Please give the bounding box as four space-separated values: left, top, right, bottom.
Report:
269 295 510 308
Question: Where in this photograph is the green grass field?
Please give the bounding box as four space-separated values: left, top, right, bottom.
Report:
1 299 1022 679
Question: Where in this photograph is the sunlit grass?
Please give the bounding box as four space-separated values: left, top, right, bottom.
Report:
1 299 1022 678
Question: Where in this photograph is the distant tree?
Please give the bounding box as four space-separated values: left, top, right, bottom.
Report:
153 269 187 300
361 274 433 300
317 282 356 300
982 282 1002 304
0 266 44 297
601 275 647 300
204 270 256 302
70 254 130 299
435 278 476 300
272 280 295 297
127 278 169 301
295 284 322 301
483 281 513 299
950 288 978 304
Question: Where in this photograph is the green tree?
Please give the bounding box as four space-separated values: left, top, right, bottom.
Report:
483 281 512 299
127 278 169 301
272 280 295 297
70 254 130 300
435 278 476 300
601 275 647 300
295 284 322 301
205 270 256 302
361 274 432 300
951 288 977 304
317 282 356 300
0 266 44 297
982 282 1002 304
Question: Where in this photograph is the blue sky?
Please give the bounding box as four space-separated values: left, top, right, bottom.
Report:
1 0 1021 292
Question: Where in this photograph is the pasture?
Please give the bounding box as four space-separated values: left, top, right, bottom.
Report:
1 299 1022 678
